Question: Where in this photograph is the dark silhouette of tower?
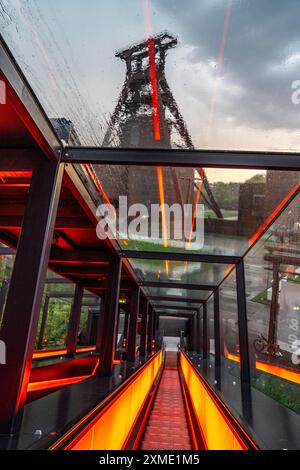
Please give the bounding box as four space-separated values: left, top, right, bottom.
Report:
102 31 222 217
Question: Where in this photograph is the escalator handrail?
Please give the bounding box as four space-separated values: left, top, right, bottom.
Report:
180 350 259 450
49 349 163 450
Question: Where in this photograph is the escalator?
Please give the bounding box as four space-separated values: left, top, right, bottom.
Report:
140 367 192 450
51 349 257 450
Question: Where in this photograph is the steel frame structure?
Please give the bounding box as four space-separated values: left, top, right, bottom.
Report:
1 30 300 437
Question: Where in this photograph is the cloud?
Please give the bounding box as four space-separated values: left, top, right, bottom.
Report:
154 0 300 137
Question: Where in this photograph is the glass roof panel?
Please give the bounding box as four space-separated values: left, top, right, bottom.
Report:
86 164 300 260
144 287 211 301
152 300 200 309
2 1 300 152
128 258 230 285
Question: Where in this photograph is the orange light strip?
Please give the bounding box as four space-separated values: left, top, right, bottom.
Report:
32 346 96 360
62 351 163 450
83 164 115 214
225 352 300 385
180 352 255 450
144 0 161 141
28 359 100 393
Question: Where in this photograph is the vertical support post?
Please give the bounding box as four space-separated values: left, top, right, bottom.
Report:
98 256 122 376
147 306 154 354
152 311 157 347
139 298 148 357
123 311 130 347
236 260 252 418
66 285 84 358
127 286 140 362
192 313 197 351
202 301 208 359
196 308 202 354
37 294 50 349
214 289 221 389
96 296 105 352
0 159 64 433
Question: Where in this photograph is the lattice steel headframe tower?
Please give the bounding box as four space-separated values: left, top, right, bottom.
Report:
103 31 222 216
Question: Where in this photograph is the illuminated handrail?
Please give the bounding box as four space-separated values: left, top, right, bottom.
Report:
180 352 258 450
50 350 163 450
32 346 96 360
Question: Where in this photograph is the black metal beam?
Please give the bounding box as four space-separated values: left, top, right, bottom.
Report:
158 312 192 318
139 298 149 357
140 280 216 291
66 285 84 358
63 146 300 170
236 260 252 418
122 250 239 264
149 295 204 304
152 304 197 312
50 248 112 264
127 286 140 362
98 257 122 375
0 159 64 433
192 314 197 351
213 290 221 389
0 148 41 171
55 265 109 276
95 297 105 352
0 35 61 159
147 306 154 354
196 309 202 354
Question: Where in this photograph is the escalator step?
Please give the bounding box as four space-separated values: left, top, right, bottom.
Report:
140 368 192 451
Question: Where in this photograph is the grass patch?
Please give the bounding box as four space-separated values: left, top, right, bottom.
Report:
251 288 270 305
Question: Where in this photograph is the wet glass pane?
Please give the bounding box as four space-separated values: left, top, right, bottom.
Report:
245 192 300 414
35 272 75 350
2 1 300 153
78 290 101 346
80 165 300 264
144 286 211 301
219 269 242 412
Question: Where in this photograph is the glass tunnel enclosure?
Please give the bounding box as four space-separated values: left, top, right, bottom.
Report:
0 0 299 453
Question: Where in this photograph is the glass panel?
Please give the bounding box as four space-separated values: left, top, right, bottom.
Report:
35 272 75 350
2 2 300 152
77 165 300 263
219 269 242 413
128 258 230 286
144 286 211 301
78 290 100 346
245 191 300 414
208 296 215 356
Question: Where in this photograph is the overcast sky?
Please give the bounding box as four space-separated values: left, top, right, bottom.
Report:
1 0 300 181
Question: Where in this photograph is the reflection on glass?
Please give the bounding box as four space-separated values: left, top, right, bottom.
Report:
128 258 230 287
2 1 300 152
245 192 300 414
